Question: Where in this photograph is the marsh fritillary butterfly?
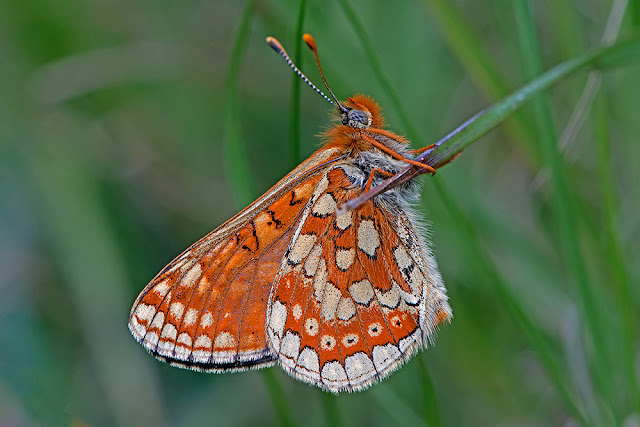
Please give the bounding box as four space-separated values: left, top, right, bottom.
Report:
129 34 452 393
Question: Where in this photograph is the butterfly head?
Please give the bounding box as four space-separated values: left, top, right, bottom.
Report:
341 107 371 129
341 95 384 130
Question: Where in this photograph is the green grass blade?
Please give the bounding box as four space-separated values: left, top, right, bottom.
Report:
594 89 639 413
418 357 442 427
423 33 640 168
288 0 307 168
595 34 640 68
513 0 614 421
320 393 343 426
223 0 258 208
261 369 298 427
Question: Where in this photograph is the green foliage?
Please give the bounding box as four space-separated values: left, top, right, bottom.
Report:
1 0 639 425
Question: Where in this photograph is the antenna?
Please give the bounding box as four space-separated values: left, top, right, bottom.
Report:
302 34 348 114
266 35 347 113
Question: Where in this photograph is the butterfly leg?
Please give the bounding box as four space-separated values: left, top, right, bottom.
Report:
362 134 436 175
410 145 464 169
364 168 395 193
408 144 436 155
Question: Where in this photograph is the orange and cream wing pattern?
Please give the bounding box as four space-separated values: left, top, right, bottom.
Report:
266 167 451 392
128 165 330 372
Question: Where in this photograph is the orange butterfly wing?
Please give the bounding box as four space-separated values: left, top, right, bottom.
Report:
129 90 454 392
266 166 451 392
129 149 345 371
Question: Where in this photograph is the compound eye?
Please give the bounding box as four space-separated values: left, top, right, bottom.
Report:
348 109 369 126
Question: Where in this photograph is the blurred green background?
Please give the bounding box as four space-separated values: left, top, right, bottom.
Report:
1 0 639 425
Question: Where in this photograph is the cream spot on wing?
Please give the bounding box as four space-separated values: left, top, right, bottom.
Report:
314 175 330 196
345 352 375 381
152 280 171 297
312 193 337 216
169 302 184 320
335 248 355 271
196 276 211 295
131 305 156 339
313 260 328 302
336 297 356 321
321 282 341 320
292 304 303 320
182 263 203 286
372 344 402 371
214 331 236 348
192 350 210 363
194 334 212 349
376 282 401 308
304 244 322 277
321 361 348 383
129 321 145 340
350 279 374 305
269 300 287 338
342 333 359 347
143 331 159 348
297 347 320 373
183 308 199 327
160 323 177 340
320 335 336 351
368 322 383 337
408 267 424 294
200 312 214 329
336 211 352 230
177 332 192 347
150 312 165 330
174 333 192 359
280 331 301 360
304 318 319 336
358 219 380 257
399 288 420 306
393 246 412 271
134 303 155 323
399 329 421 353
289 234 317 265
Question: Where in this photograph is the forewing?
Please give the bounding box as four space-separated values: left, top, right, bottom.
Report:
266 166 452 392
128 167 328 372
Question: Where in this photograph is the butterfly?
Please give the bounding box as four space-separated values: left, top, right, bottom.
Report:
129 34 452 393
